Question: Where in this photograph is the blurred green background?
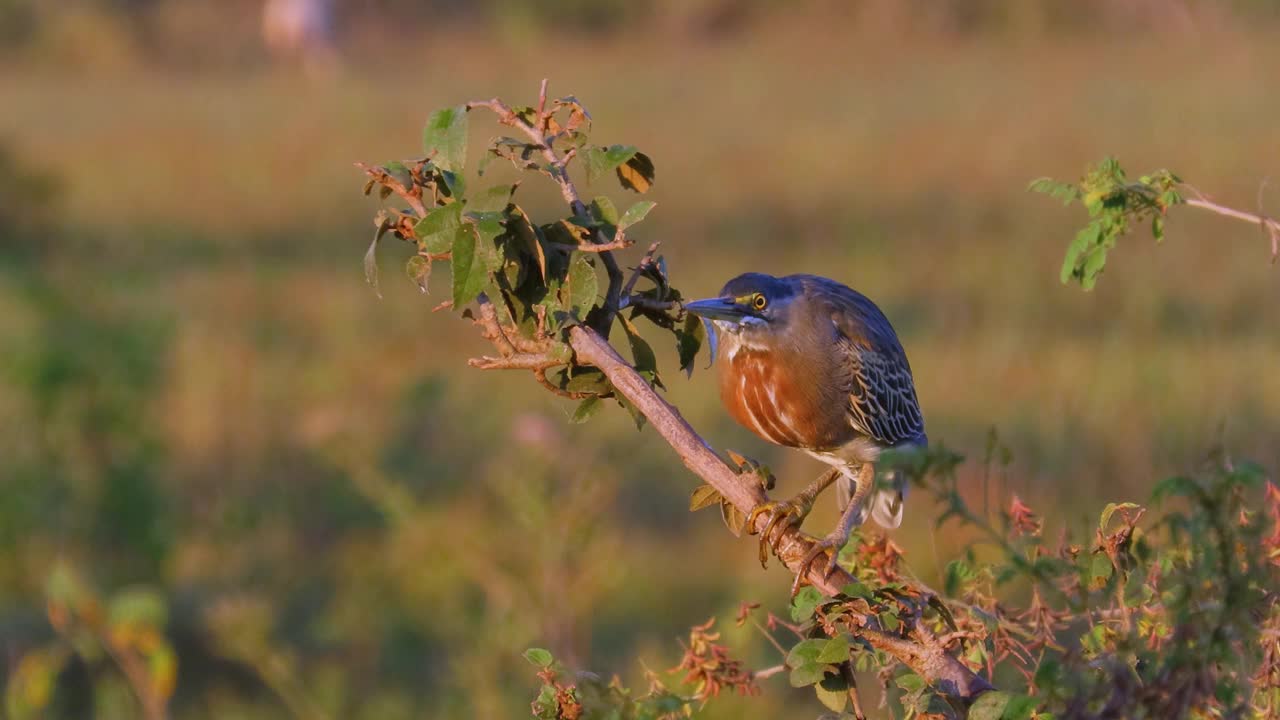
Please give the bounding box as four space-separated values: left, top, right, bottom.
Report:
1 1 1279 717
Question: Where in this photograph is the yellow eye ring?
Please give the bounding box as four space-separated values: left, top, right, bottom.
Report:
752 293 768 311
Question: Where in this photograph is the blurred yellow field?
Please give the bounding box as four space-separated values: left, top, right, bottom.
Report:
1 5 1278 718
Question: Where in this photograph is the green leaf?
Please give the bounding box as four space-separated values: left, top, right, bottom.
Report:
108 587 168 628
508 206 547 282
614 393 647 430
423 105 468 173
895 673 926 692
562 367 611 395
1003 694 1039 720
1151 475 1200 504
468 184 517 213
815 635 850 664
617 151 655 193
589 196 619 225
1061 222 1100 284
786 638 825 667
415 203 464 254
384 160 413 190
968 690 1012 720
569 396 603 424
1099 501 1140 531
405 256 431 293
788 663 830 688
523 648 554 667
675 313 705 378
719 500 745 537
840 581 873 600
619 316 658 378
617 200 656 231
585 144 637 184
814 674 848 712
567 254 598 318
878 610 900 631
1089 553 1114 586
790 586 823 622
1152 214 1165 241
450 227 490 307
944 559 974 597
688 484 722 512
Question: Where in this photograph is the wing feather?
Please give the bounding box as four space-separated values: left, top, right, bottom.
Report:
798 276 926 448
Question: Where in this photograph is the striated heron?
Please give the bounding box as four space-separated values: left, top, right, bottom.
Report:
685 273 927 588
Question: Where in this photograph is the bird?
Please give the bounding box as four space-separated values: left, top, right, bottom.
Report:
684 273 926 588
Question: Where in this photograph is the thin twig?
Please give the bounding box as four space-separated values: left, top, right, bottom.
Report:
354 162 429 217
1180 185 1280 262
620 242 662 301
549 237 634 253
752 664 786 681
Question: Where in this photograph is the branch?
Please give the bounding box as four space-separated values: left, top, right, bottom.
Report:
1181 191 1280 262
566 326 993 701
354 162 429 217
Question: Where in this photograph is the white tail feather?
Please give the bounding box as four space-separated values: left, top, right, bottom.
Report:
836 467 906 529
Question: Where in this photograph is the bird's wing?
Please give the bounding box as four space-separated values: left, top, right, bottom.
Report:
843 348 926 446
803 277 926 447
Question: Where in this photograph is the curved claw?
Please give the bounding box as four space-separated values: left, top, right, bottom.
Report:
789 535 846 597
746 501 807 570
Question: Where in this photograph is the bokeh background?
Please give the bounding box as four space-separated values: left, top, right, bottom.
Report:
2 1 1279 717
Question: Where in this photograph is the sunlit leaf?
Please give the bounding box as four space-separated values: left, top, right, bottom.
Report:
569 396 603 424
790 587 823 622
617 151 655 193
469 183 518 213
450 227 491 307
423 105 468 173
523 648 554 667
814 673 848 712
617 200 656 231
788 663 831 688
415 203 464 254
585 144 637 184
383 160 413 190
968 690 1012 720
589 196 619 225
567 254 598 318
689 484 722 512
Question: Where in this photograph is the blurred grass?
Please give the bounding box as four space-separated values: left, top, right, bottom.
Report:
1 12 1279 719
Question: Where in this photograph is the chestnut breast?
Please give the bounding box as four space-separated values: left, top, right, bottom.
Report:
718 342 853 452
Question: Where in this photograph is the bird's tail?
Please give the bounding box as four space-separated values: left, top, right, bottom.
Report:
836 467 907 529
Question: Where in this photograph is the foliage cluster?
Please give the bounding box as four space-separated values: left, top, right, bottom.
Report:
523 443 1280 719
358 86 704 429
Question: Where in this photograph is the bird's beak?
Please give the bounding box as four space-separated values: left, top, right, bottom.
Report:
684 297 749 322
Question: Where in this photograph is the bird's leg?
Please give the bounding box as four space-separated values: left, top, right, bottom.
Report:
746 467 842 569
791 463 876 596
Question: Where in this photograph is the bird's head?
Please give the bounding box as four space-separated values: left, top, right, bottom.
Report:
684 273 801 341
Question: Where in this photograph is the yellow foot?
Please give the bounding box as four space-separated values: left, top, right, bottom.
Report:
746 498 812 569
790 531 850 598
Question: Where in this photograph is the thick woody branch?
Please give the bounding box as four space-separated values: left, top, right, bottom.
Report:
566 325 993 701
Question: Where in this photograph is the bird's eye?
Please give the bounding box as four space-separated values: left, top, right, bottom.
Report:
752 293 768 310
